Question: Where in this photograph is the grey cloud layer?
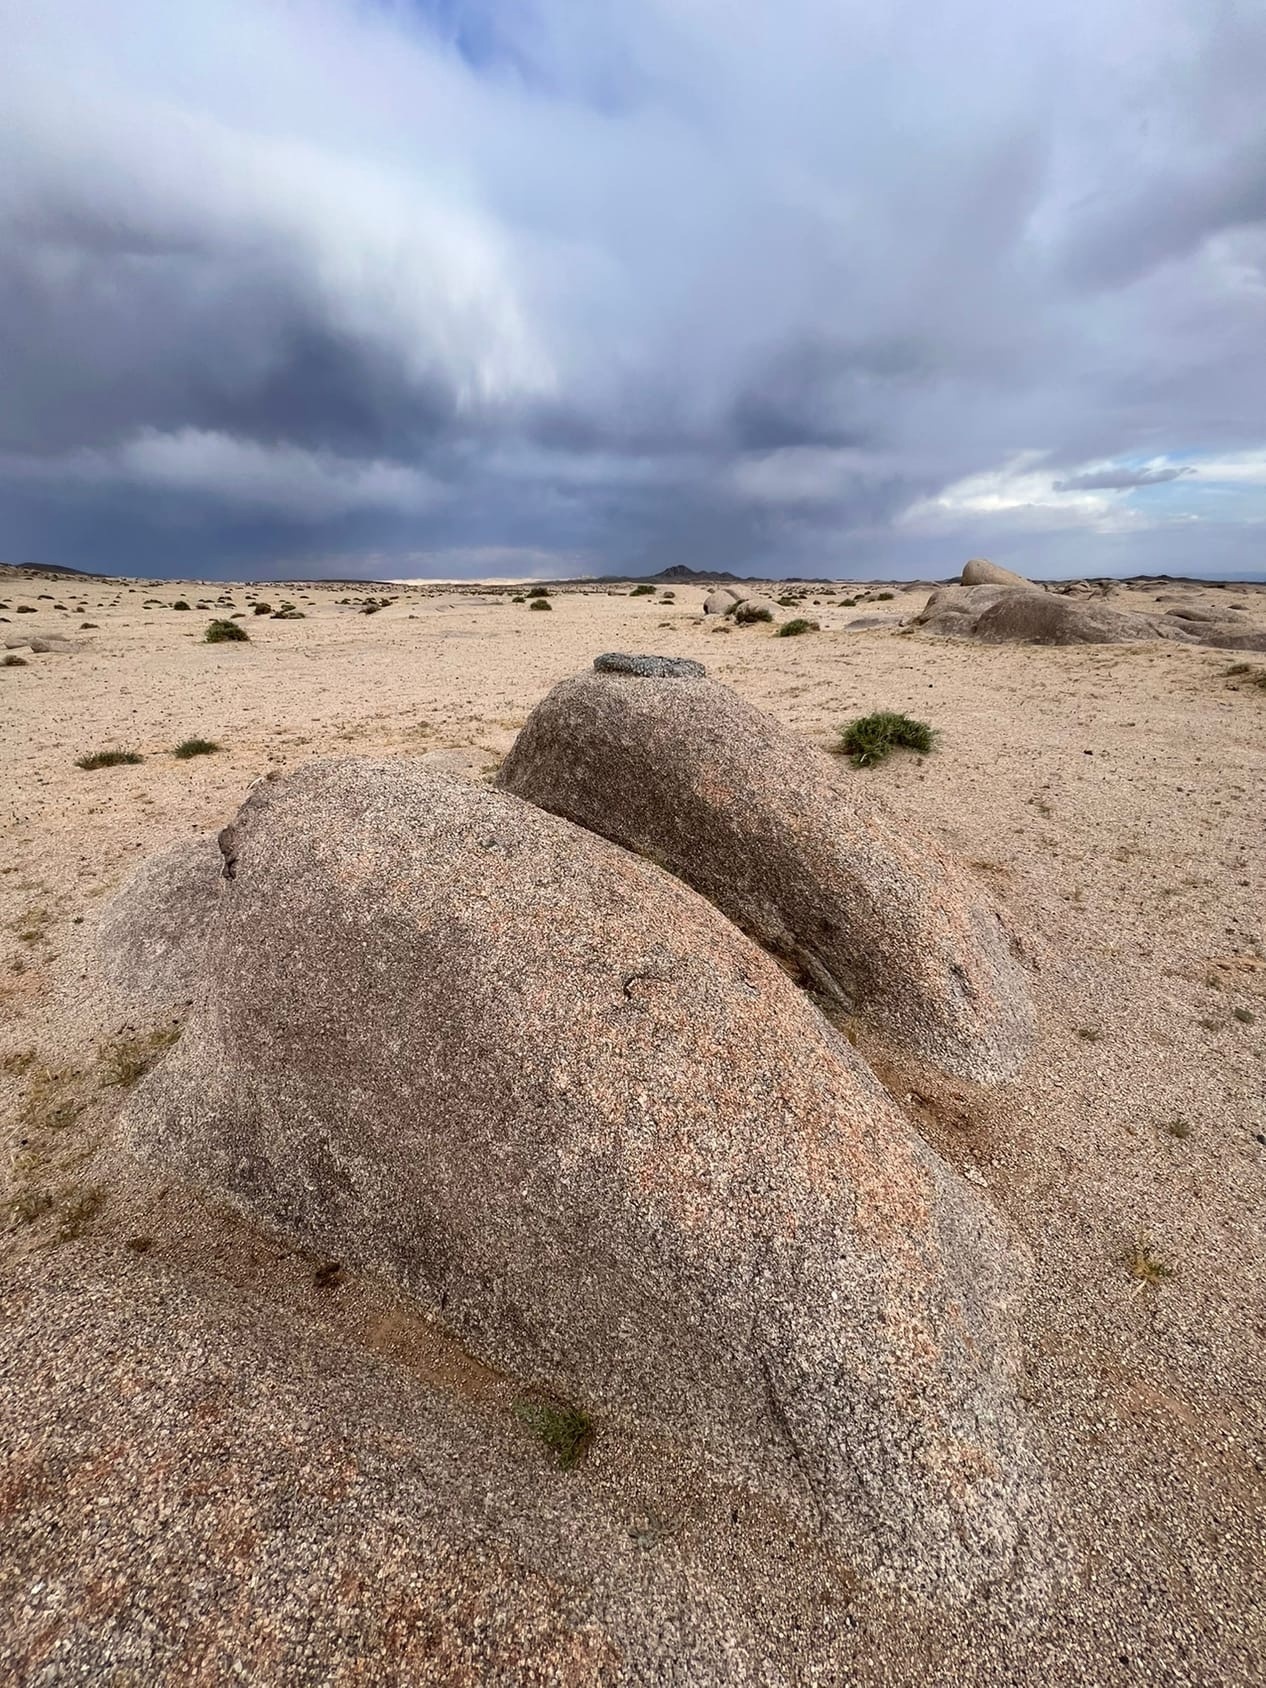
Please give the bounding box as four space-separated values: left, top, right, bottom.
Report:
2 0 1264 578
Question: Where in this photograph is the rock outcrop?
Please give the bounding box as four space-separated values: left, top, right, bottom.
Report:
960 558 1034 589
118 759 1047 1599
917 580 1266 650
498 668 1034 1083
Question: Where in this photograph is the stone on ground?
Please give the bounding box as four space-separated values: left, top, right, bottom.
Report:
498 668 1034 1084
960 558 1035 589
117 759 1047 1598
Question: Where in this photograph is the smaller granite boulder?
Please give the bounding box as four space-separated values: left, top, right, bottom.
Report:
96 835 223 1014
961 558 1035 589
593 653 706 679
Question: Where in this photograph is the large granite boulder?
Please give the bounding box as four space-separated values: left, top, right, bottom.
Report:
118 760 1047 1599
960 558 1034 589
0 1256 748 1684
498 672 1034 1084
913 583 1016 637
969 592 1166 646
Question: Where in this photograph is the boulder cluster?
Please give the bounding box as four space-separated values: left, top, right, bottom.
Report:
82 662 1054 1669
915 560 1266 649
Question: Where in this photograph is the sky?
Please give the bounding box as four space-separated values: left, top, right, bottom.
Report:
2 0 1265 582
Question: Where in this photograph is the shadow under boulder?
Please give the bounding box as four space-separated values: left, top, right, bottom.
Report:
498 667 1035 1084
116 760 1050 1601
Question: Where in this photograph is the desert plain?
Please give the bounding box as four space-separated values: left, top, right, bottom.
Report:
1 566 1264 1684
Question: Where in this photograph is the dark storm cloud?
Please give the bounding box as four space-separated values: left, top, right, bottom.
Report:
1 0 1264 579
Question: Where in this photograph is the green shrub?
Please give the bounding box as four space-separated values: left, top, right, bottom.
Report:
777 617 820 637
204 619 248 643
3 654 28 668
173 737 220 759
513 1398 594 1469
253 602 273 615
527 586 552 599
876 591 895 601
76 749 143 770
629 583 656 597
529 598 553 611
272 609 306 619
511 594 526 603
836 711 935 767
171 600 191 611
734 602 773 625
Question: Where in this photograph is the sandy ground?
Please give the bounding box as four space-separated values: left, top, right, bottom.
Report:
1 571 1265 1683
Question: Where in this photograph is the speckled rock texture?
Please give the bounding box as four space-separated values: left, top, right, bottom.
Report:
498 675 1034 1083
0 1255 750 1685
95 834 223 1014
960 558 1036 589
969 592 1174 647
118 760 1048 1599
593 653 706 679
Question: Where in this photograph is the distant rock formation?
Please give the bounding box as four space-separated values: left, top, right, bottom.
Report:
960 557 1036 589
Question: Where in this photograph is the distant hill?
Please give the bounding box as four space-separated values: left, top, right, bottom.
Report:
0 560 108 581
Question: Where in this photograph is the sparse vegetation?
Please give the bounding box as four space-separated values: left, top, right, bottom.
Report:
253 601 273 615
629 583 656 597
172 599 191 611
513 1397 594 1469
1233 1007 1256 1025
836 711 935 767
529 598 553 611
1164 1118 1191 1139
511 593 526 604
734 603 773 625
3 654 28 668
98 1025 181 1089
876 591 895 601
204 619 249 643
1125 1235 1172 1289
76 749 143 770
527 586 552 600
1076 1026 1102 1042
173 737 221 759
777 617 820 637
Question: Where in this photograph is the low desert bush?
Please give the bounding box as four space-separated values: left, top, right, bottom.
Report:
512 1398 594 1468
836 711 935 767
75 749 143 770
173 737 220 759
734 603 773 625
3 654 27 668
204 617 249 641
777 617 820 637
629 583 656 597
204 619 249 643
529 598 553 611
